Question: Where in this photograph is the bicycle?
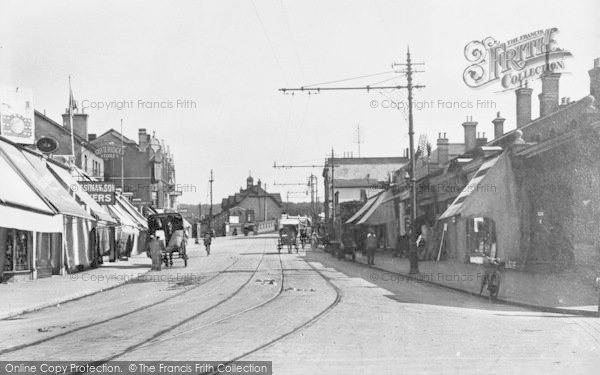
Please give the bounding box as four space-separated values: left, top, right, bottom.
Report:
479 257 504 301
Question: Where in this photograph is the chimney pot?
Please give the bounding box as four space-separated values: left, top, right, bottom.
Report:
539 71 561 117
462 118 478 153
515 87 533 127
589 58 600 103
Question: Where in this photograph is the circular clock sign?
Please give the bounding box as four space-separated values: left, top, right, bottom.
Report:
36 136 59 154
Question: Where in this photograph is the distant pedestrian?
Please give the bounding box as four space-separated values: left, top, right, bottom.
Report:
366 229 377 266
204 232 212 255
147 235 165 271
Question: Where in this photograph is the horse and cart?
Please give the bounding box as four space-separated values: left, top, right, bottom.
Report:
276 216 312 253
147 212 188 267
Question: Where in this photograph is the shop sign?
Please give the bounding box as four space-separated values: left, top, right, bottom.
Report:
0 86 35 144
80 181 116 205
94 140 124 159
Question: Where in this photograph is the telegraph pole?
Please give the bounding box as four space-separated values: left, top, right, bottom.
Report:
330 148 336 242
393 47 420 274
208 170 214 234
279 49 424 272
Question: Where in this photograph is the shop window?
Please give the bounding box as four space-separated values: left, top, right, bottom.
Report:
466 217 497 262
4 229 32 272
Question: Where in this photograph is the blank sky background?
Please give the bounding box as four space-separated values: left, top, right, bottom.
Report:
1 0 598 204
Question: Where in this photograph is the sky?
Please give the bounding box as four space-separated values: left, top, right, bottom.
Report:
1 0 599 205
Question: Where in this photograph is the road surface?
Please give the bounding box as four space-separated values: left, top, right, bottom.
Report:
1 234 599 374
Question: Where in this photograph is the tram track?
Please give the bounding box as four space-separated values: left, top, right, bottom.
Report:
0 241 263 357
200 257 343 375
120 246 342 371
60 239 272 373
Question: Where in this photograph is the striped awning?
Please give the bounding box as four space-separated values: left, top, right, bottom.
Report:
47 163 116 224
438 153 502 220
0 142 94 220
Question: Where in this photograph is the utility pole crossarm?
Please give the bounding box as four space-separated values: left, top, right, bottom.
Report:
279 85 413 93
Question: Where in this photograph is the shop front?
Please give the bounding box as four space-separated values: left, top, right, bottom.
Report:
437 151 521 266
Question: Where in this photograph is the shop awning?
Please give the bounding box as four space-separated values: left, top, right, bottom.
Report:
0 205 62 233
107 203 138 230
0 149 55 216
356 189 396 225
438 153 503 220
47 163 117 224
0 141 93 220
115 195 148 230
345 194 380 224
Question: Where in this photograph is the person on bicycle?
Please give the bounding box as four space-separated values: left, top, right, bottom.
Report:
203 232 212 255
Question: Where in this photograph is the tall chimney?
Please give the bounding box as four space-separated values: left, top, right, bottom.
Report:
515 86 532 127
538 70 561 117
138 128 148 150
436 132 449 165
589 58 600 104
72 112 88 140
492 111 505 139
462 116 477 153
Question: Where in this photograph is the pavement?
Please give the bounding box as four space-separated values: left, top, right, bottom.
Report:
0 254 151 320
3 236 600 373
343 247 600 316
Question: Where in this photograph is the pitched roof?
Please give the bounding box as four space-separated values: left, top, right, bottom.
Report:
34 110 96 149
95 128 138 145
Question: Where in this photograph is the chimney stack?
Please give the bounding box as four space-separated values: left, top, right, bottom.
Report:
462 116 478 153
476 132 488 147
62 109 88 140
589 58 600 104
538 70 561 117
72 112 88 140
436 132 449 165
515 85 533 127
492 111 505 139
138 128 148 150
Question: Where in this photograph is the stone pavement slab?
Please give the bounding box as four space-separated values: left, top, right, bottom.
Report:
337 248 599 316
0 254 151 320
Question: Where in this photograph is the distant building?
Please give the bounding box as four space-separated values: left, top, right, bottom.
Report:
322 156 409 225
212 175 283 236
32 109 104 179
91 128 179 213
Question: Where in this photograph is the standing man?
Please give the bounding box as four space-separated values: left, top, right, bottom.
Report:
366 228 377 266
147 235 165 271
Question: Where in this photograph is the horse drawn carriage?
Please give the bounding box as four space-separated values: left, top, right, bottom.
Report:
277 216 305 253
147 212 188 267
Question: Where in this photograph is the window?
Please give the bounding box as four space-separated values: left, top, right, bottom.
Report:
84 155 88 172
534 134 542 142
467 217 497 262
549 128 556 138
3 229 32 272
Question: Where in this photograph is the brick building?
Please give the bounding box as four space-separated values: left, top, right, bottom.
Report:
91 128 179 213
212 175 282 236
32 109 104 179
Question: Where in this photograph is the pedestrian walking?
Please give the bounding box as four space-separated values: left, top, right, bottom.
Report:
147 235 165 271
204 232 212 255
366 229 377 266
